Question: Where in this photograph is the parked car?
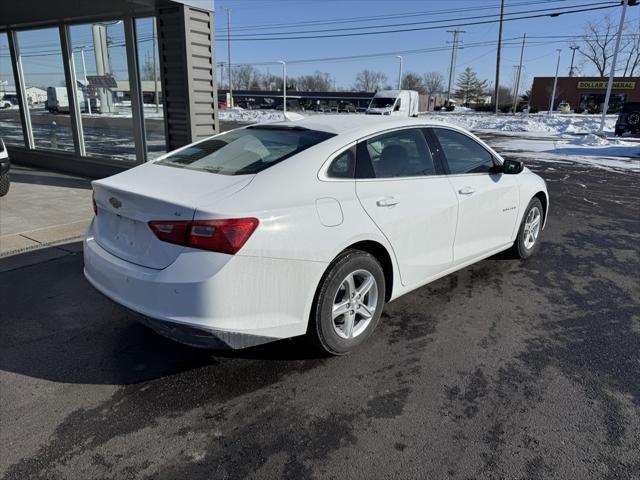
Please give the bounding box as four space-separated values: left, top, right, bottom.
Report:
84 116 548 354
0 98 13 109
0 138 10 197
615 102 640 137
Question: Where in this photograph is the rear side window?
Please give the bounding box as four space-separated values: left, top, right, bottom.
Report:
432 128 495 174
327 147 356 179
157 126 335 175
358 128 437 179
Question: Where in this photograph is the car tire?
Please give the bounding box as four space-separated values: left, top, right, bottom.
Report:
512 197 544 259
627 111 640 126
0 174 10 197
308 250 386 355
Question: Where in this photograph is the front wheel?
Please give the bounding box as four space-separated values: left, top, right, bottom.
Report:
512 198 543 259
308 250 386 355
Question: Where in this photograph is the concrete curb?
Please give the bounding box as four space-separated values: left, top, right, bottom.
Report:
0 219 90 257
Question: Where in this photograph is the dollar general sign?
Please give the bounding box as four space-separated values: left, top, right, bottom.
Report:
577 81 636 90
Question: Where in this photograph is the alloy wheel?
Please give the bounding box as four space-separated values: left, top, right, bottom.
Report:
332 269 378 339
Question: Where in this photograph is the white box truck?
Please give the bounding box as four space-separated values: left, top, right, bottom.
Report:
365 90 420 117
46 87 100 114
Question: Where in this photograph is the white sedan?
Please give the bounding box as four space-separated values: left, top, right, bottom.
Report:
84 115 548 354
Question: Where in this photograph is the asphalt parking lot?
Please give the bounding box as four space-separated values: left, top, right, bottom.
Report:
1 137 639 479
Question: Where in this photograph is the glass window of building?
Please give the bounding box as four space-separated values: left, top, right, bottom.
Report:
136 17 167 160
69 22 136 161
16 29 74 152
0 33 25 146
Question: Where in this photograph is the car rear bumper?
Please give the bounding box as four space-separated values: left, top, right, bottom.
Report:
83 220 327 348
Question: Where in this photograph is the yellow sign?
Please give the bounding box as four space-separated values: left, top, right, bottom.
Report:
577 81 636 90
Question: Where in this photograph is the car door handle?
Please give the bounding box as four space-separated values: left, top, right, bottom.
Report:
376 197 400 207
458 187 476 195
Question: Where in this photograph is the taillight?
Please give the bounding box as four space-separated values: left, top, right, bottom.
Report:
148 218 259 255
92 192 98 216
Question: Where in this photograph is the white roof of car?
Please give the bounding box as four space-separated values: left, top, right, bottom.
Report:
265 114 454 136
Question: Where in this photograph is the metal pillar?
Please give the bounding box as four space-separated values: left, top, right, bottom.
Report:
123 17 147 163
7 31 34 149
59 25 86 157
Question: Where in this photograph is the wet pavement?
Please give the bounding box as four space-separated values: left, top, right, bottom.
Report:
1 137 639 479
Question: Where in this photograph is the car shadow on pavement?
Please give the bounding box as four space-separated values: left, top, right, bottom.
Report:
0 244 326 387
9 167 92 190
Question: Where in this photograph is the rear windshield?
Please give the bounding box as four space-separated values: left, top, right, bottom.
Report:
156 126 335 175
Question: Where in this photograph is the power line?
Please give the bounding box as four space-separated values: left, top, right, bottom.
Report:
221 1 612 38
216 0 577 33
212 3 620 41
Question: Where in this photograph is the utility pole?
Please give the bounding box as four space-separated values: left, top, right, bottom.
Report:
152 19 159 113
494 0 505 114
599 0 631 134
512 33 526 114
80 46 90 114
277 60 286 115
396 55 403 89
225 7 233 108
568 45 579 77
549 49 562 114
446 30 464 104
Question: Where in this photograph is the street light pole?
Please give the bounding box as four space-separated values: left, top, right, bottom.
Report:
225 7 233 108
568 45 579 77
549 49 562 114
278 60 286 115
599 0 630 135
396 55 403 89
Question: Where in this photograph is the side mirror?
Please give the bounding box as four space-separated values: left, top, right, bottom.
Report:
394 103 401 112
502 159 524 174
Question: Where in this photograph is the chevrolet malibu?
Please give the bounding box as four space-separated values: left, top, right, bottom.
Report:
84 116 548 354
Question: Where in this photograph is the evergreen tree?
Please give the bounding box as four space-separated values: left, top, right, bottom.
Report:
455 67 488 106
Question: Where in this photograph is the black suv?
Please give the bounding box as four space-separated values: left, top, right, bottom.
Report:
615 102 640 136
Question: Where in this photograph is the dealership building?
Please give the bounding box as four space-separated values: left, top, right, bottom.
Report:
1 0 218 177
530 76 640 112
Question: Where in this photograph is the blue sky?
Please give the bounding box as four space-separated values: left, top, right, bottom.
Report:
1 0 638 94
211 0 640 89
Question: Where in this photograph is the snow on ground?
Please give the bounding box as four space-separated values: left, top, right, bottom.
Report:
488 134 640 173
418 111 619 137
218 108 284 123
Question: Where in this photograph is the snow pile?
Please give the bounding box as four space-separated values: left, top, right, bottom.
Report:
569 133 611 146
219 108 284 123
419 112 618 137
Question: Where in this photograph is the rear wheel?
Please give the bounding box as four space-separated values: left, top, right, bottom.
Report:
0 174 9 197
512 198 543 259
308 250 385 355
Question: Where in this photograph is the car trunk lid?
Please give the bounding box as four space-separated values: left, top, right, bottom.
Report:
92 163 253 269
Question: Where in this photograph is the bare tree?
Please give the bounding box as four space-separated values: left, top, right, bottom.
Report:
234 65 260 90
422 71 445 94
401 72 424 92
295 71 333 91
579 15 639 77
621 33 640 77
353 69 387 92
140 52 159 81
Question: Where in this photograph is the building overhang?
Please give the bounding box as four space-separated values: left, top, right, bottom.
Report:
1 0 211 30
